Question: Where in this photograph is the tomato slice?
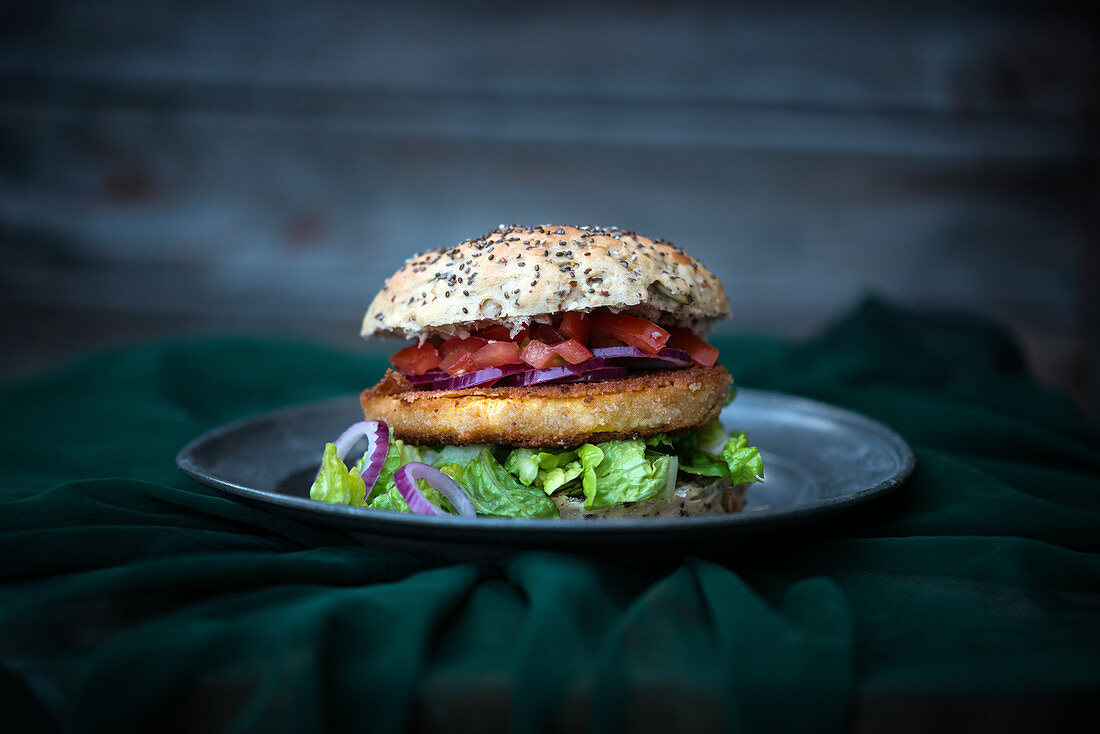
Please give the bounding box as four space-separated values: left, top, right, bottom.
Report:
667 328 719 367
440 349 478 375
558 311 590 344
552 338 593 365
520 340 561 369
473 340 523 369
590 312 670 354
475 325 512 341
390 342 441 375
531 323 564 345
439 336 487 358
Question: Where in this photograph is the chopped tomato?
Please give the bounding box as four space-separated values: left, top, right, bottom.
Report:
439 336 487 358
531 323 564 345
588 329 622 349
390 342 441 375
552 338 593 365
558 311 590 344
520 339 561 369
667 328 719 367
440 349 478 375
475 325 512 341
590 312 670 355
473 340 524 369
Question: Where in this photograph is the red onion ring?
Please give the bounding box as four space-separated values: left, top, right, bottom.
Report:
591 346 692 366
554 366 630 383
324 420 390 489
393 462 477 518
404 364 526 390
499 363 593 387
357 421 390 490
332 421 375 460
404 369 447 385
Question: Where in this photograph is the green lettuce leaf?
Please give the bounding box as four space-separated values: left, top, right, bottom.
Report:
364 483 409 513
504 448 541 486
721 432 764 485
677 451 730 477
503 448 581 495
433 444 491 469
694 421 731 454
577 440 674 510
310 443 367 506
539 460 583 495
462 449 560 518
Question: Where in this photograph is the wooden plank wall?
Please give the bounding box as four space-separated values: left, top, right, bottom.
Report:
1 0 1096 411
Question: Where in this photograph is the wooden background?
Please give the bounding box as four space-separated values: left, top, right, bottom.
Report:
1 0 1097 413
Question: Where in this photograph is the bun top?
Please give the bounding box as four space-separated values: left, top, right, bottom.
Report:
361 225 731 340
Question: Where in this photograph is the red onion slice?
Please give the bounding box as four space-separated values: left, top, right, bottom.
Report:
357 422 390 490
324 420 390 490
591 346 692 366
403 364 526 390
555 366 629 383
331 421 381 461
500 364 579 387
404 369 447 385
393 462 477 518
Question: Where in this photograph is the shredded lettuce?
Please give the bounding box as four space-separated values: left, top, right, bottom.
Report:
312 421 761 517
433 444 491 469
503 448 541 486
646 422 764 484
504 448 583 496
577 440 674 510
459 450 560 518
540 460 583 495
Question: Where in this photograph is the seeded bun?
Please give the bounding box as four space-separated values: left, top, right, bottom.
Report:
361 225 730 340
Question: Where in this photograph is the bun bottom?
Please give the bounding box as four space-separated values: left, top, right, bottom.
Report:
553 477 748 519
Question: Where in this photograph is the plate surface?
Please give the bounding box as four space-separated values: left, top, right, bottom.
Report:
176 389 915 551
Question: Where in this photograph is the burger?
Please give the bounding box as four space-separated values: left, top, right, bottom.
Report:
310 225 763 519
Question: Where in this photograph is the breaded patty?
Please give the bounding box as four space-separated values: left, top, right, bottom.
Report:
360 365 732 447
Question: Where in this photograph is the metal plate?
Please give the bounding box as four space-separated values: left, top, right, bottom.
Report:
176 389 915 552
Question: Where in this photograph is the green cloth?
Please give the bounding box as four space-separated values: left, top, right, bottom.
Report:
2 299 1098 733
